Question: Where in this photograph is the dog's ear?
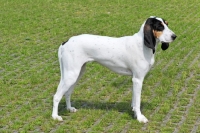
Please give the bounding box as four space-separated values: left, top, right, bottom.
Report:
144 18 156 54
161 43 169 50
161 19 169 51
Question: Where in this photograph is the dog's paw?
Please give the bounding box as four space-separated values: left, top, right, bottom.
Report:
137 114 148 123
67 107 77 113
132 108 137 118
52 115 63 121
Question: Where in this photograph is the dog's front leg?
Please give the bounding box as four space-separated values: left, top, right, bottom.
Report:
132 77 148 123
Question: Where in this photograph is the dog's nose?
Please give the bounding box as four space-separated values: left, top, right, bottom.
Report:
172 34 177 40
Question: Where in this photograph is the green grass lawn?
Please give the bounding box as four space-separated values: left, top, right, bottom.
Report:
0 0 200 132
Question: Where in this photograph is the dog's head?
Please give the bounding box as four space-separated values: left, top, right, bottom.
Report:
143 16 177 53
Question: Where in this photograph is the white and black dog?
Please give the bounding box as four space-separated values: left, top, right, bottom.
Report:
52 16 176 123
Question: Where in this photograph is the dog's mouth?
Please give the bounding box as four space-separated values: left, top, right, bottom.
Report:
161 40 176 44
161 42 169 50
161 41 171 43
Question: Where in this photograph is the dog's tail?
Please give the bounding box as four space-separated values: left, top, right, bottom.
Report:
58 45 64 81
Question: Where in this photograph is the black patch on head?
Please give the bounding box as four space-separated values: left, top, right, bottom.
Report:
152 19 165 31
144 18 165 54
62 40 68 45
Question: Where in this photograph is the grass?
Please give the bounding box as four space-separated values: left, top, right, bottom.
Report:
0 0 200 132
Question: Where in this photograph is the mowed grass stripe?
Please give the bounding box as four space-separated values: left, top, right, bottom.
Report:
159 57 200 132
1 79 55 130
174 88 199 133
191 90 200 132
2 66 57 113
159 72 198 131
141 46 200 131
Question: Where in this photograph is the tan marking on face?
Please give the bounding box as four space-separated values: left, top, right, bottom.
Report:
153 30 163 38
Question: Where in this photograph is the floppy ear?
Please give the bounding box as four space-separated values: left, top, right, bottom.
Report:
144 18 156 54
161 43 169 50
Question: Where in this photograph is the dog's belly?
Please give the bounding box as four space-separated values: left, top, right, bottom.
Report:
106 66 132 75
96 60 133 76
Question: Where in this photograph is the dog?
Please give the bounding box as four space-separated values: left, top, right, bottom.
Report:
52 16 176 123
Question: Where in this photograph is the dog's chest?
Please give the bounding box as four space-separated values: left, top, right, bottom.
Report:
149 56 155 69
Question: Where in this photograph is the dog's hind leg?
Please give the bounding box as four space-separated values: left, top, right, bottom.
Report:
52 61 84 121
52 69 81 121
52 79 66 121
65 64 86 112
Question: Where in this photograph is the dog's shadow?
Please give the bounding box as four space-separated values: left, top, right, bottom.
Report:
58 76 153 118
59 100 151 119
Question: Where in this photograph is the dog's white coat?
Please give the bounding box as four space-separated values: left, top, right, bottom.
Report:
52 17 176 123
